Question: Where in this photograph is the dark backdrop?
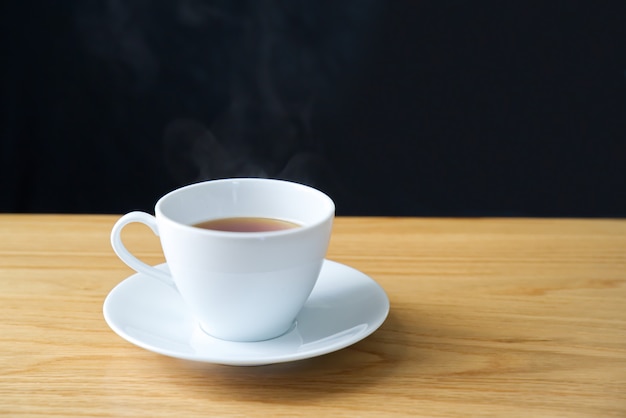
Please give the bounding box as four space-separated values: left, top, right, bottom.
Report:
1 1 625 216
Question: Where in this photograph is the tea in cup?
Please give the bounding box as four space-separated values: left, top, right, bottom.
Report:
110 178 335 342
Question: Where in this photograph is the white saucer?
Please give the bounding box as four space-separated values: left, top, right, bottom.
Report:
103 260 389 366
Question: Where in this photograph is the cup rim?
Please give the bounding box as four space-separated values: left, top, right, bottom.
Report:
154 177 335 237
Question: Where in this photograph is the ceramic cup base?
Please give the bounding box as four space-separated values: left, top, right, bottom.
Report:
197 320 298 343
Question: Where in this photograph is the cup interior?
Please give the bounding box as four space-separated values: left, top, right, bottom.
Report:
156 178 334 229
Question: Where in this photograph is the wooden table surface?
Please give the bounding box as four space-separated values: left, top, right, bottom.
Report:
1 215 625 417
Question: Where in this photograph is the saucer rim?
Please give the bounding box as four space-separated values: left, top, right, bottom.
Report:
103 259 390 366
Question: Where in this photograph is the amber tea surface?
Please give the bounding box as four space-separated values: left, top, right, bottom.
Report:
193 217 300 232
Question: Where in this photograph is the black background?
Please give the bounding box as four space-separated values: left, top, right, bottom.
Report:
1 1 625 216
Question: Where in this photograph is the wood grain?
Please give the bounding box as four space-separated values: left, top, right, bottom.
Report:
1 215 625 417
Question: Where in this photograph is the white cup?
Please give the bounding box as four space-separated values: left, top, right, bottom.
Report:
110 178 334 342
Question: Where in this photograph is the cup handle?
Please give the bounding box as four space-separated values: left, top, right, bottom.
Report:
110 211 175 289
